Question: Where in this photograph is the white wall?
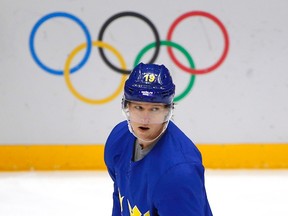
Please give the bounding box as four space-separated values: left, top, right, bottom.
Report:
1 0 287 144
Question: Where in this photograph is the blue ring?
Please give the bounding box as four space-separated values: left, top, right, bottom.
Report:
29 12 92 76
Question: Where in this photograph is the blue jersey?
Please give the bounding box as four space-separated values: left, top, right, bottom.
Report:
104 120 213 216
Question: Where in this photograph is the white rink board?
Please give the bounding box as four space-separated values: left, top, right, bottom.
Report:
1 0 288 144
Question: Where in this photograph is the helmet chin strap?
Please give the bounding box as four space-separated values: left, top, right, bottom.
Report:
127 120 169 144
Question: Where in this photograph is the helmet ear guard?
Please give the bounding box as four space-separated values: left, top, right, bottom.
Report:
121 96 128 109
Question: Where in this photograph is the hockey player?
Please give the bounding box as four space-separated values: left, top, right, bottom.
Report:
104 63 213 215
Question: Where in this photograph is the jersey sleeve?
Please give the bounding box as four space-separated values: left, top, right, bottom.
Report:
106 166 122 216
152 163 212 216
104 122 127 216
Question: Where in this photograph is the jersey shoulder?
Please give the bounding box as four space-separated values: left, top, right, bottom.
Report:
165 121 202 164
104 120 133 168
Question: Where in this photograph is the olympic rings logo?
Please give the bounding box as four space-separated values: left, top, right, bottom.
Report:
29 11 229 104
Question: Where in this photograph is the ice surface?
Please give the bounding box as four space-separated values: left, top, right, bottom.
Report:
0 170 287 216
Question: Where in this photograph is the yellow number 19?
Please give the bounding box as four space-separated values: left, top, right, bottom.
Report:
143 74 155 83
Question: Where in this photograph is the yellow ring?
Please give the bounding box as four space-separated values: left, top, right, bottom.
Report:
64 41 127 104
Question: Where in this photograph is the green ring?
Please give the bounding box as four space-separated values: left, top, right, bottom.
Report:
134 40 196 102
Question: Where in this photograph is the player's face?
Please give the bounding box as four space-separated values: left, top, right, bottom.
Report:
127 101 169 142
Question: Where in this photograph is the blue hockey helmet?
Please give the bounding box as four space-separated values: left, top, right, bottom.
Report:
124 63 175 104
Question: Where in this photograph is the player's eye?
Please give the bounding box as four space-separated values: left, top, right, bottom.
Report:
151 107 160 112
134 105 143 111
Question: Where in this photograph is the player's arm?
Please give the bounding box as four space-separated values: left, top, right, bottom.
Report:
104 138 122 215
106 167 122 216
104 122 128 215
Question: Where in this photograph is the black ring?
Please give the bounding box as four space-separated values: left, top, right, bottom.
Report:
98 11 160 75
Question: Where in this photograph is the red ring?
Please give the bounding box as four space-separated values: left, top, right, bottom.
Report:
166 11 230 75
